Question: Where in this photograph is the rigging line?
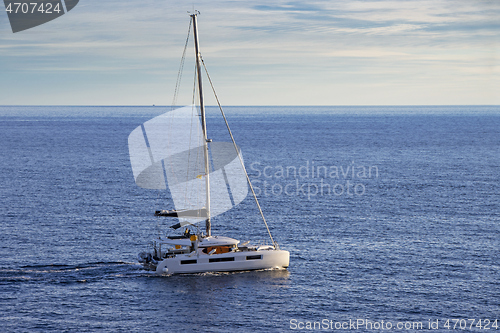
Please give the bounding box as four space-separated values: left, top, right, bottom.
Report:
166 19 192 204
192 62 197 106
200 57 276 247
172 18 192 108
183 76 196 205
191 66 200 208
180 64 201 209
181 72 195 206
166 21 192 183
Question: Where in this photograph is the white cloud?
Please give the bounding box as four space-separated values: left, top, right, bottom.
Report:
0 0 498 105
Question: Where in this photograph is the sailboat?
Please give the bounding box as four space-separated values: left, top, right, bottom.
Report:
129 12 289 274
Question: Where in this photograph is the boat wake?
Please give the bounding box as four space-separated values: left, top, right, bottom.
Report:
0 261 148 284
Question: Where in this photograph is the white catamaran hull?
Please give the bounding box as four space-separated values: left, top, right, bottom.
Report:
155 249 289 274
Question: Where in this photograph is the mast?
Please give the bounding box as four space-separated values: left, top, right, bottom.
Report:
191 12 211 236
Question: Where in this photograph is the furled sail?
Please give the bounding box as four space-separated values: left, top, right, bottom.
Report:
128 105 248 223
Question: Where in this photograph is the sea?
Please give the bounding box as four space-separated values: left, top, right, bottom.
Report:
1 105 499 332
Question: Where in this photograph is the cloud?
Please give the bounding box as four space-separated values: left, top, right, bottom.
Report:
0 0 498 105
248 0 500 39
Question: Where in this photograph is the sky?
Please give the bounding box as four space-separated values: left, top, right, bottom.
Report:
0 0 499 106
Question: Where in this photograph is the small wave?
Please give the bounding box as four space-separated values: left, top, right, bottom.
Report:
0 261 145 284
20 261 135 270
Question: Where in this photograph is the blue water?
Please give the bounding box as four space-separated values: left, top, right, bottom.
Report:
1 106 499 332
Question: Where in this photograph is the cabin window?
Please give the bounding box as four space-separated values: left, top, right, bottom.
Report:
204 246 233 254
180 259 197 265
246 255 262 260
209 257 235 263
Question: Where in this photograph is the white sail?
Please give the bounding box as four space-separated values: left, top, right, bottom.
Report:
128 105 248 223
